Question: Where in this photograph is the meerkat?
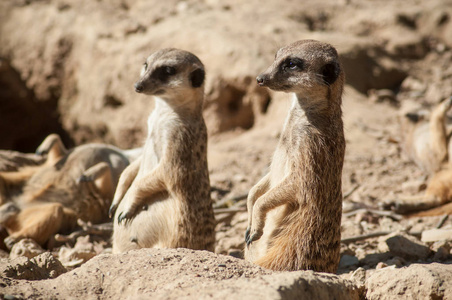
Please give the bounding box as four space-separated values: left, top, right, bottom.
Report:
383 96 452 214
400 97 452 175
244 40 345 273
109 48 215 254
0 133 133 248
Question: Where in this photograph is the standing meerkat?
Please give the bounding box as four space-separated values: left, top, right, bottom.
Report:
109 48 215 253
245 40 345 273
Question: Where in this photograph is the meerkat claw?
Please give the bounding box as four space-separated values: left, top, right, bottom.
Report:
117 211 128 224
117 207 137 224
76 174 91 184
246 228 262 246
109 204 117 218
245 227 251 244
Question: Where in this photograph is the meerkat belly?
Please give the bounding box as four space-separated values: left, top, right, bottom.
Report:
252 205 287 260
249 146 291 261
113 190 180 252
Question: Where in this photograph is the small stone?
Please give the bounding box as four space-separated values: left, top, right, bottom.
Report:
376 262 388 269
228 249 243 259
385 256 405 268
383 232 431 260
339 255 359 268
9 239 44 259
431 240 451 252
421 229 452 243
349 267 366 289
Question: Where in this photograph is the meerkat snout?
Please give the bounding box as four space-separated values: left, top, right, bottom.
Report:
256 75 265 86
134 82 144 93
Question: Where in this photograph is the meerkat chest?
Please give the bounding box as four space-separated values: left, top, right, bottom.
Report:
140 111 177 174
270 145 290 186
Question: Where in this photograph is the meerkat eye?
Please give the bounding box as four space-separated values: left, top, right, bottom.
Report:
154 66 177 82
164 66 176 76
283 58 304 71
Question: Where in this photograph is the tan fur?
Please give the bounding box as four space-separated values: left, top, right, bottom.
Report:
0 134 131 249
110 49 215 253
384 97 452 215
245 40 345 273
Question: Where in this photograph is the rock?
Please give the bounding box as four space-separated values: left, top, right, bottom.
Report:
431 241 451 261
0 248 360 299
32 252 67 279
347 267 367 295
339 254 359 268
375 262 388 269
421 229 452 243
1 252 66 280
380 232 431 260
9 238 44 259
366 263 452 299
385 256 406 268
58 236 97 268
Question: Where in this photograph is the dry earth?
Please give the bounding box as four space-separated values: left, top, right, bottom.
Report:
1 0 452 299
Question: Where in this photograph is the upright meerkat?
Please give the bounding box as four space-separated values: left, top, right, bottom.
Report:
245 40 345 273
109 48 215 253
0 134 132 248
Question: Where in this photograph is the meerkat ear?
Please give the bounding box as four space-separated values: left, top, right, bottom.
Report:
321 62 340 86
190 68 205 88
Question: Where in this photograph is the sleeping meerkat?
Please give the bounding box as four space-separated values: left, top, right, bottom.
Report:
110 49 215 253
383 96 452 215
0 134 132 248
245 40 345 273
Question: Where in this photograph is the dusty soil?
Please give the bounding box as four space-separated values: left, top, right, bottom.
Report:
1 0 452 298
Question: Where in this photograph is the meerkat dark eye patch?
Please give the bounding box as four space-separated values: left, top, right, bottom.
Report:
405 112 420 123
190 68 205 88
281 58 304 71
154 66 177 82
320 62 340 85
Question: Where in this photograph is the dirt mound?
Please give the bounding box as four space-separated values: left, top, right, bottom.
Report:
1 248 359 299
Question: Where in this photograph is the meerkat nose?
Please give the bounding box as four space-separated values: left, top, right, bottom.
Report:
134 82 144 93
256 75 265 86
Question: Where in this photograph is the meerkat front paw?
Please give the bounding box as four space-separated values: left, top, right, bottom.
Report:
117 208 136 224
117 198 140 224
76 174 92 184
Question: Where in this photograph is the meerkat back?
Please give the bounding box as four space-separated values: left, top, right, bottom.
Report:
111 49 215 253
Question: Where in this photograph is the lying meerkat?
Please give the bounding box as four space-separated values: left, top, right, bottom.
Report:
400 97 452 175
0 134 134 249
110 49 215 253
383 96 452 214
245 40 346 273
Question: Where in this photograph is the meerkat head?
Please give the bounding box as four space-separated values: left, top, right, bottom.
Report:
134 48 205 104
256 40 344 102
